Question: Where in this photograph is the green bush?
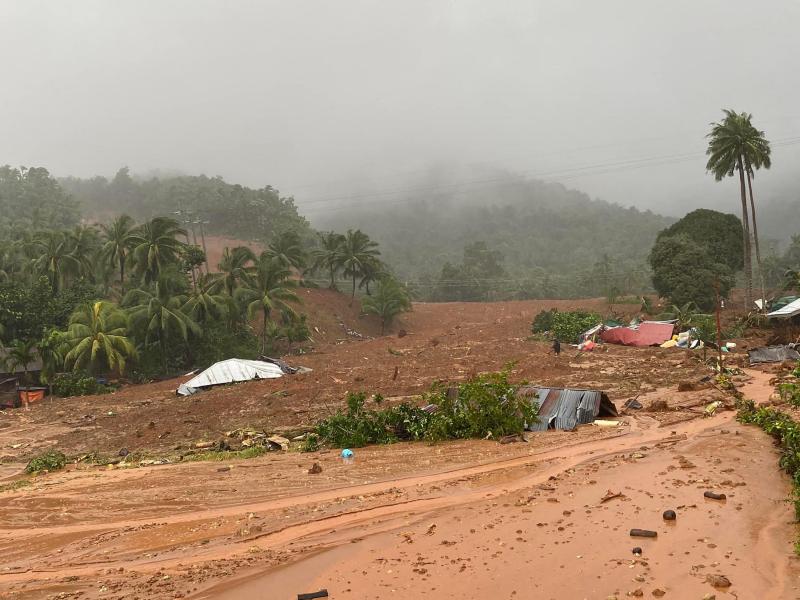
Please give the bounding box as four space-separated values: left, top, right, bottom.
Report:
301 433 320 452
531 309 558 334
315 369 537 448
552 310 601 343
26 449 67 473
52 371 111 397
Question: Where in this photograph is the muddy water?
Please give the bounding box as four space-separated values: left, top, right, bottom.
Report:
198 373 799 600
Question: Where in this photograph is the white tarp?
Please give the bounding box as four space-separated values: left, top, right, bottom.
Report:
767 298 800 319
177 358 284 396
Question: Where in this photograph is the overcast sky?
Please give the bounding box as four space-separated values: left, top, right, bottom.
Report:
1 0 799 217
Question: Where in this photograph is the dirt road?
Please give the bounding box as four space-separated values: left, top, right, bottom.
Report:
1 370 798 599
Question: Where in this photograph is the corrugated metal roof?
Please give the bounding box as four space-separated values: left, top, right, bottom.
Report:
520 386 613 431
177 359 284 395
767 298 800 319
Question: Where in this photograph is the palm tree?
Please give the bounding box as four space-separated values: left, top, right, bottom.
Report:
129 217 187 284
265 230 307 271
28 231 80 293
69 225 101 281
101 214 137 292
311 231 345 289
339 229 380 304
740 114 772 308
123 276 200 372
361 279 411 335
37 329 66 386
183 275 228 325
209 246 256 296
358 256 386 296
706 109 767 309
64 301 136 375
5 339 38 384
234 253 300 353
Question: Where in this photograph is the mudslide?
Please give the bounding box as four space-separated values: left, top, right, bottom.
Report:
1 371 797 599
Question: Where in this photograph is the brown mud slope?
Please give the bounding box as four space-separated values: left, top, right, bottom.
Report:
0 372 797 599
0 296 722 459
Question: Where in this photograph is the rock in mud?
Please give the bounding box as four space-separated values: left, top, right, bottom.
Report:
118 448 129 457
632 546 642 555
308 462 323 474
652 589 666 597
677 381 696 392
662 510 676 521
648 400 669 412
630 589 644 597
630 529 657 538
217 466 231 472
703 491 727 500
705 574 731 588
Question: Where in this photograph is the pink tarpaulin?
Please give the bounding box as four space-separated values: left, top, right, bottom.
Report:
600 322 674 347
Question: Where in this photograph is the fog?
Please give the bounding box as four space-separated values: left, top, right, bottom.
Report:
2 0 799 217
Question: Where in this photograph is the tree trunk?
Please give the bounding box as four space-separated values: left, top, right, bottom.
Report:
262 308 268 354
381 318 386 335
329 266 336 289
746 171 767 310
119 254 126 293
736 156 752 310
350 274 356 305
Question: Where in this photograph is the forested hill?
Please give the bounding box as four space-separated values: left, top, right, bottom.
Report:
59 167 313 244
310 176 674 299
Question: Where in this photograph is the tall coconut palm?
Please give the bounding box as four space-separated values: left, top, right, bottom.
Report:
265 230 307 272
339 229 380 304
123 275 199 371
740 114 772 307
311 231 345 289
706 109 757 308
101 214 138 292
64 301 136 375
209 246 256 296
28 231 80 293
129 217 187 284
234 254 300 353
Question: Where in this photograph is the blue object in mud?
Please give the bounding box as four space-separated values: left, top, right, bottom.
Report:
341 449 354 459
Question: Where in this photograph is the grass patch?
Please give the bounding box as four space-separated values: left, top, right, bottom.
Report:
182 445 268 463
0 479 32 493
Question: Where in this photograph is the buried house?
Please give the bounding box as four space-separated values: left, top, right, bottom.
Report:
177 358 296 396
518 386 618 431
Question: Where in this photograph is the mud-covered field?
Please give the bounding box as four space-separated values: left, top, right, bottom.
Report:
1 295 797 599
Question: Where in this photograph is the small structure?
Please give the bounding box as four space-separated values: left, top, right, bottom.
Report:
600 321 675 347
767 298 800 319
518 386 618 431
177 358 288 396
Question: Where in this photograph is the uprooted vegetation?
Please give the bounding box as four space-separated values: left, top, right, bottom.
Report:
315 369 538 448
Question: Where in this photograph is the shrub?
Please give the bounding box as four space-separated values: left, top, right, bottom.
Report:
26 449 67 473
301 433 320 452
551 310 601 343
315 369 537 448
531 309 558 334
52 371 111 397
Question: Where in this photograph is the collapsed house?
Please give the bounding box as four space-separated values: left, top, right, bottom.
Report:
517 386 618 431
599 321 675 347
767 297 800 319
176 358 309 396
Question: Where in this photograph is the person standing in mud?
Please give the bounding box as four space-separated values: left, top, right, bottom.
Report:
551 338 561 356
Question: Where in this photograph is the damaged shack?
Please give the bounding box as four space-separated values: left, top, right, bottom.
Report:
518 386 618 431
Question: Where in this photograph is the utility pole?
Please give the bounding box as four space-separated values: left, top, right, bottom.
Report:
196 219 210 275
713 278 723 371
174 205 197 292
